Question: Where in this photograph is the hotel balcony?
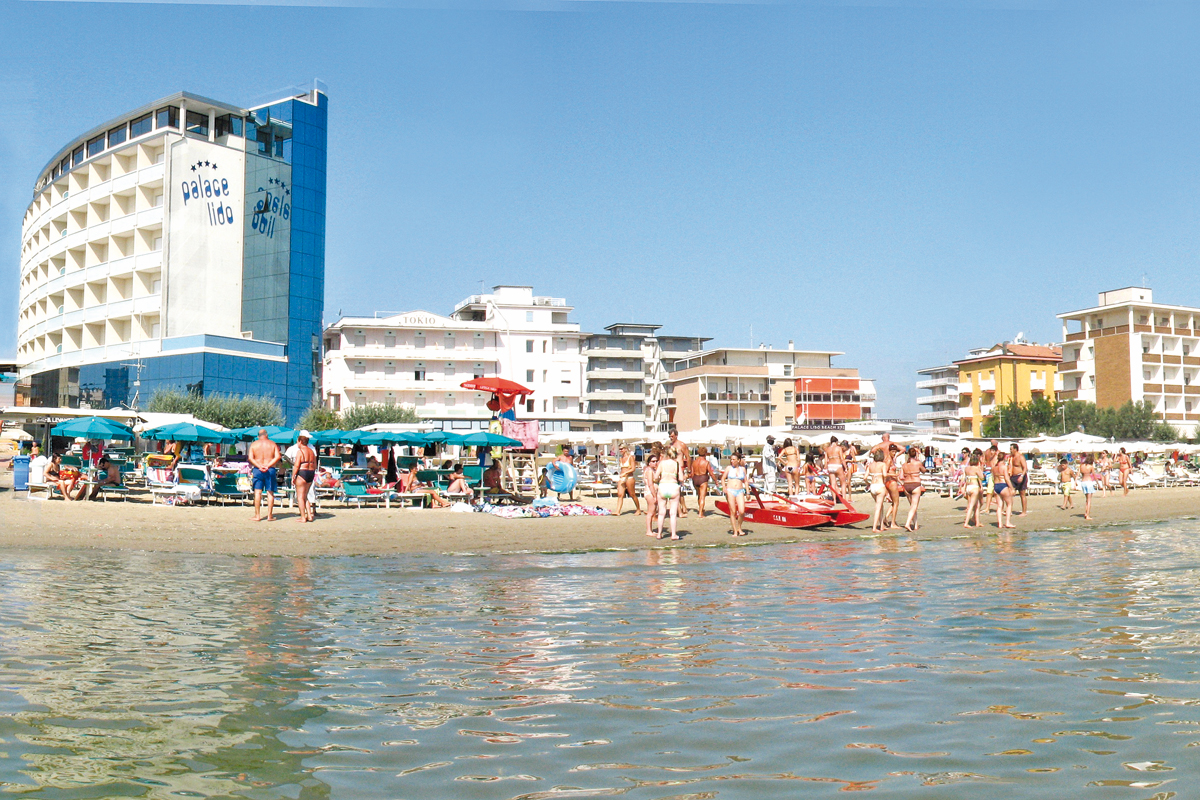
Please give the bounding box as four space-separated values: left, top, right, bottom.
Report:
916 376 958 390
701 391 770 403
916 393 959 406
916 410 959 421
957 382 972 394
586 367 645 379
977 378 996 392
1058 360 1082 373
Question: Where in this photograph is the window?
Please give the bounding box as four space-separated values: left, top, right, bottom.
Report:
783 365 792 377
215 114 243 138
130 114 152 138
474 363 484 379
561 369 571 384
414 363 426 381
526 369 534 383
415 393 426 406
59 157 70 175
474 332 485 349
87 135 105 158
185 111 208 137
384 333 396 348
543 370 548 383
384 361 395 375
526 311 533 322
543 341 547 353
353 332 365 347
543 399 549 412
526 339 534 353
555 397 568 411
155 106 179 130
445 393 455 407
1186 345 1192 356
444 332 455 348
353 362 366 376
107 125 127 148
415 332 426 349
72 145 84 167
1145 370 1152 380
444 362 454 376
526 399 535 413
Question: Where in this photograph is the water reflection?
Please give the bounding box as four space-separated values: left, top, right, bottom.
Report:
0 523 1197 797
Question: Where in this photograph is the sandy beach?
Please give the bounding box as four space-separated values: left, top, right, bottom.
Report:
1 473 1196 556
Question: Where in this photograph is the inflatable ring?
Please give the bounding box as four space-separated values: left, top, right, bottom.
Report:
546 462 578 493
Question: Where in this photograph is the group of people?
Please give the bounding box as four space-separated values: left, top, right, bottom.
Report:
611 429 752 539
38 451 122 501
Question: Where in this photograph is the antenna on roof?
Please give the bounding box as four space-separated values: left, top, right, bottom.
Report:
1142 273 1148 288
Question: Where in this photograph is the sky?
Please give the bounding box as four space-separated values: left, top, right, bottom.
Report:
3 0 1200 419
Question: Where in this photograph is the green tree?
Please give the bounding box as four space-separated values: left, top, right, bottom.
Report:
146 388 284 430
339 403 420 430
298 405 341 432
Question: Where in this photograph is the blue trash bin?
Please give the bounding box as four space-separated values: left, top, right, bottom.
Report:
12 455 30 492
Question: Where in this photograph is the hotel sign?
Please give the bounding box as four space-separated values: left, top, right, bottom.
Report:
393 313 454 328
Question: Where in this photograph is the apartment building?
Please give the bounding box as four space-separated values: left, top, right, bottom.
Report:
582 324 708 433
663 345 873 429
322 286 587 432
956 339 1061 437
1058 287 1200 432
915 364 960 433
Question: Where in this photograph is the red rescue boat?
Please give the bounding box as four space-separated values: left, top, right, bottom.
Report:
715 488 831 529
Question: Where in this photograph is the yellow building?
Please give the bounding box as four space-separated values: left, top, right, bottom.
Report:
956 342 1062 437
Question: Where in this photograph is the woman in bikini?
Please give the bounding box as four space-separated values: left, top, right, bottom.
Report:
1096 451 1111 496
992 452 1016 529
866 450 888 532
900 446 926 531
615 444 641 516
291 433 318 523
654 445 682 540
779 439 800 495
721 451 749 536
691 446 714 518
643 452 661 538
843 441 859 496
961 452 984 528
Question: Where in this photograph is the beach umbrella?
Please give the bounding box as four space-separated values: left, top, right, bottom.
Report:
310 429 347 445
422 430 467 445
232 425 297 444
357 430 429 447
50 416 134 440
141 422 234 444
458 431 523 448
459 377 533 396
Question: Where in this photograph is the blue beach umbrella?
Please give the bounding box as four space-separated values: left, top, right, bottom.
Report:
233 425 297 444
357 430 429 447
421 431 467 445
50 416 135 440
310 429 346 445
141 422 234 444
457 431 523 448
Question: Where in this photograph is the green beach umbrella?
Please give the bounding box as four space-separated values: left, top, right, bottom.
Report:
141 422 234 444
457 431 523 448
233 425 297 444
310 429 346 445
50 416 135 440
357 430 429 447
421 430 467 445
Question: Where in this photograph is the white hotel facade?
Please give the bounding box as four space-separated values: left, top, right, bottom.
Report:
322 286 588 432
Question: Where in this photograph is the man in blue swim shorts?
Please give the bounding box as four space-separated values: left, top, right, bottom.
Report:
248 428 282 521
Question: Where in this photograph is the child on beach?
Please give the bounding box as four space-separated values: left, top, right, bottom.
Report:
1058 459 1075 510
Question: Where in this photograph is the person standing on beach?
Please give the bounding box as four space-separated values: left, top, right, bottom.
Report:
1058 459 1075 510
721 451 748 536
866 450 888 532
1009 444 1029 516
900 446 925 531
249 429 281 522
992 452 1016 529
654 444 682 540
643 451 661 538
615 444 641 516
290 430 317 523
1118 448 1132 495
668 429 691 517
824 437 846 496
779 439 800 495
1078 455 1097 520
868 435 902 529
1097 451 1112 495
691 446 714 517
961 452 984 528
983 441 1000 512
843 441 859 496
762 436 778 494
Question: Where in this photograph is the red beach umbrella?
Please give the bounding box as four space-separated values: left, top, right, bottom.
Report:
460 377 533 416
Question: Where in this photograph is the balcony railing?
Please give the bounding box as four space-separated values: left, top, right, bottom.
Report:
916 410 959 421
916 376 957 389
701 392 770 402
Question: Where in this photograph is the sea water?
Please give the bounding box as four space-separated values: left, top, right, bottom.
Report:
0 523 1199 799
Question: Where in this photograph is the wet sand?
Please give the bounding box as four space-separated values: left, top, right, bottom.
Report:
1 474 1196 557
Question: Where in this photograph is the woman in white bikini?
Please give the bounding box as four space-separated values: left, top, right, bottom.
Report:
721 451 749 536
900 446 925 532
654 445 682 540
866 450 888 532
961 452 984 529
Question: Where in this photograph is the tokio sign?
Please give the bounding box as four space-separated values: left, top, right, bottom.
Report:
180 159 236 227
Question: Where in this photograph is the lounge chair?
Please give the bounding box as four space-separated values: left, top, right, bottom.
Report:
341 481 394 509
211 474 248 505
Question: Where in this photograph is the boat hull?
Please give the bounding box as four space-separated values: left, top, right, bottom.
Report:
715 499 831 528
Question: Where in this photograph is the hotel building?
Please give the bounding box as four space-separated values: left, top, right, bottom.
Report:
1058 287 1200 431
663 346 874 429
322 286 588 432
914 364 960 433
16 87 327 423
955 339 1061 437
582 324 709 433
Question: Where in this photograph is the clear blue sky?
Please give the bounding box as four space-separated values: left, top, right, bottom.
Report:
3 0 1200 419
